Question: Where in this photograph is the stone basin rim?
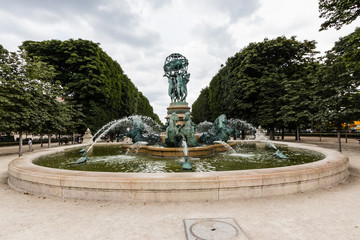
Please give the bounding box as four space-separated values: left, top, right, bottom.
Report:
10 141 336 176
7 140 349 202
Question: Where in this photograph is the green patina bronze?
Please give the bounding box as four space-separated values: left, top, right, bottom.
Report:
127 117 148 143
199 114 235 144
163 53 190 103
179 112 197 147
179 156 192 170
164 112 197 148
122 117 161 145
73 146 90 164
165 112 182 147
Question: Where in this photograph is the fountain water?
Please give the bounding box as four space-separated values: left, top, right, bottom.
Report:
87 117 131 152
180 140 192 170
255 126 277 149
87 115 161 152
90 119 119 144
196 121 213 133
182 139 188 157
86 113 286 161
125 141 148 155
227 119 287 158
228 118 257 132
213 141 236 154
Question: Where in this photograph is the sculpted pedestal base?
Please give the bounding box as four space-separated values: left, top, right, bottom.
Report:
165 102 190 125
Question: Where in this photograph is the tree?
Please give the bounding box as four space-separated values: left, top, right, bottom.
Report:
191 87 212 123
319 0 360 30
22 39 160 132
330 27 360 78
204 36 318 139
0 46 69 155
314 28 360 151
280 62 319 141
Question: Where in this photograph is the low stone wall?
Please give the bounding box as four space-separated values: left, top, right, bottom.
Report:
7 141 349 202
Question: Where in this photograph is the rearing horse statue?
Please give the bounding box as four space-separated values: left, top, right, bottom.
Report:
179 112 197 147
165 113 182 147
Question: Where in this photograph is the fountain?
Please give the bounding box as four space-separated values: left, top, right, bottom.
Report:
7 53 349 202
72 146 90 164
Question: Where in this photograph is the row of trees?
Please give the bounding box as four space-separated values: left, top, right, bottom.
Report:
0 39 160 156
22 39 160 130
192 28 360 151
0 45 80 155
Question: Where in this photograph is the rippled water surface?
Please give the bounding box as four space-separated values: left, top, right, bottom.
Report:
33 143 324 173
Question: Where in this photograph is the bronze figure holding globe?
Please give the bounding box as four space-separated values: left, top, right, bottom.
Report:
163 53 190 103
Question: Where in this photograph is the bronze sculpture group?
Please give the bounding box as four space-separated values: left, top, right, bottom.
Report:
163 53 190 103
164 112 198 147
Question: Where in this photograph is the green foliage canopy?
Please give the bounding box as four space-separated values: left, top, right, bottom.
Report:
0 46 63 133
315 27 360 128
205 36 318 133
0 45 78 155
191 87 212 123
22 39 160 132
319 0 360 30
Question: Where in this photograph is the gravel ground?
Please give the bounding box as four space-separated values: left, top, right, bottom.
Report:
0 137 359 240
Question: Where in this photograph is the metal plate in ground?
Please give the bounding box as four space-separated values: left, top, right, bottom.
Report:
184 218 249 240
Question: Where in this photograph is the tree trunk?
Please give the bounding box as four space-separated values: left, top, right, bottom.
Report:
319 130 322 142
241 130 245 140
48 133 51 148
296 126 300 142
269 127 275 140
18 131 23 157
72 132 74 144
40 134 43 147
58 134 61 145
337 129 342 152
281 128 285 140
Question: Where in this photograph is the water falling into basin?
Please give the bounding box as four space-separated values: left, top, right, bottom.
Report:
180 139 192 170
125 141 148 155
213 140 236 154
89 119 120 144
87 117 131 152
182 139 188 157
255 127 277 150
86 115 161 153
196 121 213 133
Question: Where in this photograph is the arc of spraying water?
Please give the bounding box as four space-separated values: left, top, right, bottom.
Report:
87 118 132 152
86 115 162 153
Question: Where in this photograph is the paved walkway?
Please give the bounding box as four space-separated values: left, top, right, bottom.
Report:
0 137 359 240
0 142 81 156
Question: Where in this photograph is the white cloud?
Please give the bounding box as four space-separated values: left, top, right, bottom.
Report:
0 0 359 124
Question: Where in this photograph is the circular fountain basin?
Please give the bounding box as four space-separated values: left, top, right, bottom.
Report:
8 141 349 202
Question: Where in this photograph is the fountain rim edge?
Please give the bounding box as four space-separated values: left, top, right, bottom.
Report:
9 141 347 178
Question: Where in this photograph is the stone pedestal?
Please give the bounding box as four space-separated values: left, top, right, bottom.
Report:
255 125 267 149
165 102 191 125
82 128 93 144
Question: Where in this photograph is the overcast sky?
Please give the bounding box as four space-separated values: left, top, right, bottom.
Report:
1 0 359 123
